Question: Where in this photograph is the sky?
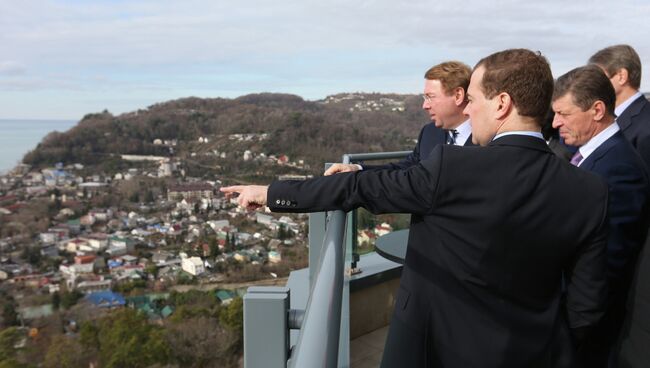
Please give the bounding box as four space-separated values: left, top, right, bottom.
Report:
1 0 649 120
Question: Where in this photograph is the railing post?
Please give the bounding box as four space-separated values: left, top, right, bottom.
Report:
288 211 347 368
341 155 360 273
308 162 335 285
309 212 327 284
244 286 290 368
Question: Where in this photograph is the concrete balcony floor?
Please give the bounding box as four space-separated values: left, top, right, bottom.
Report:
350 325 389 368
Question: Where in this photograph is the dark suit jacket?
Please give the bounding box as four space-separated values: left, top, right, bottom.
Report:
615 96 650 367
575 131 649 366
579 131 649 287
619 235 650 368
362 122 474 170
268 135 609 368
617 95 650 169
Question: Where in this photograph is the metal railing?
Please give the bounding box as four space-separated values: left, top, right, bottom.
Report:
288 210 347 368
244 150 410 368
342 151 410 270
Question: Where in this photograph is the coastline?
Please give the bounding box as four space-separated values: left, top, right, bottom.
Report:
0 119 77 174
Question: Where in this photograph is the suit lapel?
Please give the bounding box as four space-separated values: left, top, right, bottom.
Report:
464 134 475 146
579 132 622 171
617 95 647 131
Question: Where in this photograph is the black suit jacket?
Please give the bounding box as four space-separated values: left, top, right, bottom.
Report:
579 131 650 288
619 236 650 368
362 122 474 170
268 135 609 368
617 95 650 169
614 95 650 368
575 131 649 366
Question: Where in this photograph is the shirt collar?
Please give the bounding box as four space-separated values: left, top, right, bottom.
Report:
453 119 472 146
615 91 643 117
576 122 620 166
493 131 545 141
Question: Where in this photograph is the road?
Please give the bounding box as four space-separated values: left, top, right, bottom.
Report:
171 276 289 292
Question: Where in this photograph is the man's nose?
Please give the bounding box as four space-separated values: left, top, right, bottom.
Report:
551 115 562 128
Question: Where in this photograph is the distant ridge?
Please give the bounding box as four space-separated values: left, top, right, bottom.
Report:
22 93 428 175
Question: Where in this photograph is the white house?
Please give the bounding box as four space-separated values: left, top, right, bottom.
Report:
182 256 205 276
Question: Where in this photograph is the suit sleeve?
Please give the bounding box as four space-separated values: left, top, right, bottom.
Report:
597 162 650 285
565 186 609 330
268 145 444 216
633 133 650 171
361 125 426 170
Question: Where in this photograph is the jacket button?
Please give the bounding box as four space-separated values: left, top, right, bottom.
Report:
276 199 281 205
281 200 286 205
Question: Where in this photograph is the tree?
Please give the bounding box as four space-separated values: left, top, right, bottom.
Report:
129 192 140 203
357 208 376 230
51 292 60 311
144 263 158 278
97 308 171 368
166 317 240 367
219 297 243 333
209 237 220 257
60 290 83 310
1 299 19 327
229 234 237 251
144 190 155 203
0 327 20 362
43 335 86 368
21 246 41 266
277 224 287 240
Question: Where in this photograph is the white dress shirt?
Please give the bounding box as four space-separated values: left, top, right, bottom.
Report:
615 91 643 117
575 122 620 167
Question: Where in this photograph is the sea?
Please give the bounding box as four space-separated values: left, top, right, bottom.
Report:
0 119 78 175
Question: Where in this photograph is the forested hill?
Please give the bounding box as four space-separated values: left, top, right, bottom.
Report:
23 93 429 174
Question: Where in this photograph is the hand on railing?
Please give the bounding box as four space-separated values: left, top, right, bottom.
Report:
324 163 361 176
220 185 268 210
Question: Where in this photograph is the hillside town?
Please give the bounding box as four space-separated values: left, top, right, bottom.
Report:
0 133 395 359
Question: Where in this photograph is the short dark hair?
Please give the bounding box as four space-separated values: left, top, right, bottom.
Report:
424 61 472 95
552 65 616 117
588 44 642 90
475 49 554 126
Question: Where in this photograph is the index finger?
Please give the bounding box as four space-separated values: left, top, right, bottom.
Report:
220 186 245 194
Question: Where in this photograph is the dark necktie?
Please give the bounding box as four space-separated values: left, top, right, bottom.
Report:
570 151 583 166
446 130 459 145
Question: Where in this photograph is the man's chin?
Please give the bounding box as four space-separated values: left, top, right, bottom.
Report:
560 136 577 147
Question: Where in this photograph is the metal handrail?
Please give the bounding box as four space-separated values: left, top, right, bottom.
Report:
343 150 411 164
342 151 410 270
287 151 410 368
288 210 347 368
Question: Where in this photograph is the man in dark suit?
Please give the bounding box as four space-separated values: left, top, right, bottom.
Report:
589 45 650 368
551 65 650 367
222 49 609 367
589 44 650 168
324 61 474 175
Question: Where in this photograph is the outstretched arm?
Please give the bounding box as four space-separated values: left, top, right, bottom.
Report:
222 145 444 216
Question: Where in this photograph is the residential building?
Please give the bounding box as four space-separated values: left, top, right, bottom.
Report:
181 256 204 276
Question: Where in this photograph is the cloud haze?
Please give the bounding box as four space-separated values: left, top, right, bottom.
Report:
1 0 649 119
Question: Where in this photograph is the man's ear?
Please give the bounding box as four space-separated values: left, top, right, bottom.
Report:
454 87 466 106
592 100 607 121
494 92 513 120
612 68 630 87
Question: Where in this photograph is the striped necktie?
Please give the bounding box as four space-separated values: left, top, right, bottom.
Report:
570 151 583 166
446 130 459 145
